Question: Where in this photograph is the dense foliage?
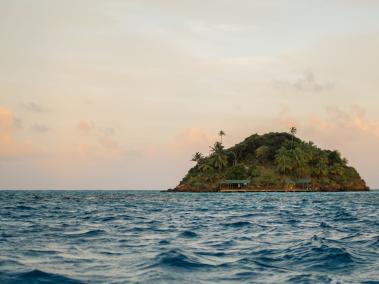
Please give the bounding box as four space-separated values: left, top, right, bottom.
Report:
176 131 368 192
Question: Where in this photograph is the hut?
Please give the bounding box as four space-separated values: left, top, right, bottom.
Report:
285 178 311 191
220 179 250 190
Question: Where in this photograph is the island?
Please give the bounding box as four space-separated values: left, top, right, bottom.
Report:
170 129 369 192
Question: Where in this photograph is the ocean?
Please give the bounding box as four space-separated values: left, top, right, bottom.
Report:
0 190 378 283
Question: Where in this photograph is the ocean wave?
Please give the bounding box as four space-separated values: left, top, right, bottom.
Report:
0 269 83 284
158 239 170 245
149 249 214 270
223 221 252 228
281 235 361 271
286 273 337 283
179 230 198 238
64 229 107 238
319 221 333 228
14 205 34 210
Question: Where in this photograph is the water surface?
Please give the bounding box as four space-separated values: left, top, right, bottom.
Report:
0 190 378 283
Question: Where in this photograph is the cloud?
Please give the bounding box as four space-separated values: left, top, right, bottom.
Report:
77 120 114 136
14 117 23 129
102 127 115 136
20 102 46 113
168 127 216 157
31 123 50 133
0 107 14 141
274 104 379 140
274 70 334 93
73 119 122 159
273 104 297 129
98 136 120 155
72 137 121 159
77 120 95 134
181 128 213 144
0 106 40 159
317 105 379 137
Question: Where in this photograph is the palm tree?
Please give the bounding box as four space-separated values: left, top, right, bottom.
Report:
330 164 344 177
293 147 309 176
290 126 297 149
191 152 204 164
231 149 240 166
211 154 228 173
199 162 213 173
312 153 328 177
219 130 226 144
210 141 227 172
210 141 224 153
256 145 270 163
290 126 297 136
275 147 292 174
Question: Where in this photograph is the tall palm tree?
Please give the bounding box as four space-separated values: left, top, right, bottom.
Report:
290 126 297 136
290 126 297 149
219 130 226 144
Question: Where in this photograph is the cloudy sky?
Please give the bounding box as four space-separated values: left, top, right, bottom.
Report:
1 0 379 189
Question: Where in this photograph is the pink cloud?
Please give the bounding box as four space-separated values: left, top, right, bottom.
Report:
274 105 297 128
77 120 94 134
274 104 379 140
0 106 39 158
75 142 91 157
182 128 213 144
72 141 120 159
98 136 121 156
0 107 14 141
309 115 332 130
169 127 215 154
310 105 379 137
73 119 122 159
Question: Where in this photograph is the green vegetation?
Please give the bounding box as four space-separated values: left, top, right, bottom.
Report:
175 129 368 192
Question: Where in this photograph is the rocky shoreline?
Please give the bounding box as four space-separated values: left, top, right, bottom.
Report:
165 187 369 193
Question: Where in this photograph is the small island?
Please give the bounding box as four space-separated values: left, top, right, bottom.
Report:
170 129 369 192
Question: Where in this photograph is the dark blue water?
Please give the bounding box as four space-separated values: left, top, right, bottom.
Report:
0 191 378 283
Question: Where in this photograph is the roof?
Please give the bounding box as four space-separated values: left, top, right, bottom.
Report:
221 179 250 185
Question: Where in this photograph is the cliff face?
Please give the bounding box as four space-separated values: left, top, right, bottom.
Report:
174 132 369 192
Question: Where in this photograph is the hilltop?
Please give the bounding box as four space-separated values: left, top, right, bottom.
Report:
172 131 369 192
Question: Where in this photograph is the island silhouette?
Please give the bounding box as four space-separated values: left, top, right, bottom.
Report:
170 129 369 192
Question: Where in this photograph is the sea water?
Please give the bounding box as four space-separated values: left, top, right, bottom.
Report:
0 190 378 283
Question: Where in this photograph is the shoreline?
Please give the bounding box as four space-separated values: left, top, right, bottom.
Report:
164 188 370 193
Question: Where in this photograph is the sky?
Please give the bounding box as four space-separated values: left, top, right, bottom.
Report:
0 0 379 189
